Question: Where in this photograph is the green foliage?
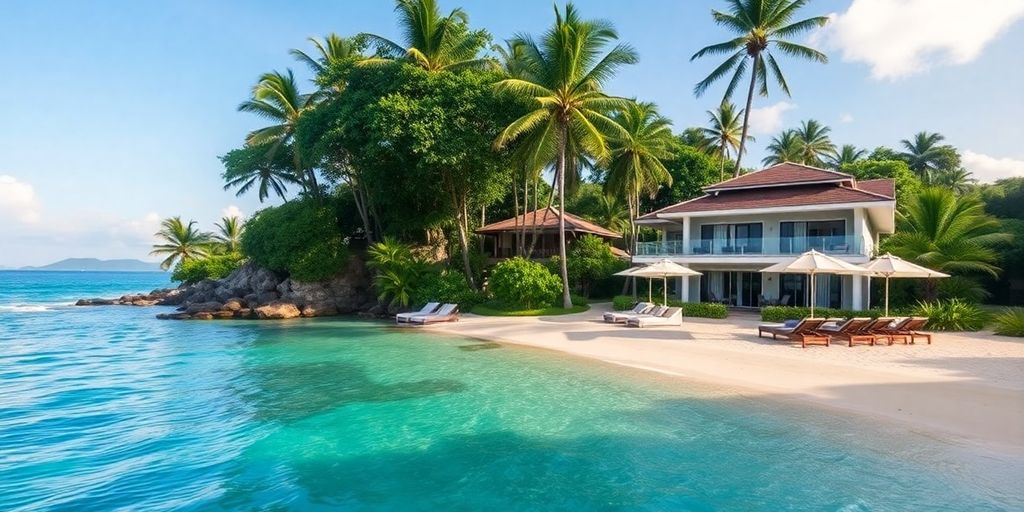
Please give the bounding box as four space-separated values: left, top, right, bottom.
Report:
841 159 922 199
548 234 627 297
666 301 729 319
980 177 1024 220
171 253 246 285
760 306 892 322
367 238 430 307
935 275 990 303
412 270 483 308
612 295 636 310
220 143 298 202
992 309 1024 337
646 141 719 211
913 299 987 331
150 216 212 271
488 257 562 309
470 303 589 317
241 199 349 281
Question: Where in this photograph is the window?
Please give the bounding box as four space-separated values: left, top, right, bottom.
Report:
780 220 847 254
696 222 763 254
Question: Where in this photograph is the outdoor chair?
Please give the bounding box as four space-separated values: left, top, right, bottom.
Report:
818 317 879 347
626 307 683 328
395 302 440 323
878 316 931 345
757 318 830 348
407 303 459 325
604 302 654 324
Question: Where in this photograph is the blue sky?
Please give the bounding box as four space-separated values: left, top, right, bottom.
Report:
1 0 1023 267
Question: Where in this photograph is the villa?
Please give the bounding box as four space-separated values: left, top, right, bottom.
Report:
477 207 626 261
634 163 896 309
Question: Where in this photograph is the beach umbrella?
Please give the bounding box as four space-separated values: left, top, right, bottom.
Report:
614 266 652 302
759 249 871 318
631 259 702 305
861 253 949 315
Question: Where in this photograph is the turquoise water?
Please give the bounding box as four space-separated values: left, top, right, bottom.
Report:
1 271 1020 510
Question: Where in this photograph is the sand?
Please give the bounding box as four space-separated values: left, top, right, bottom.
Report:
430 304 1024 454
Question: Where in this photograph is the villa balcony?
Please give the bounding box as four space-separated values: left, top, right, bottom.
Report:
634 235 865 259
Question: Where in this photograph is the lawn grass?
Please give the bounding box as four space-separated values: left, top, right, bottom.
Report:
470 303 590 317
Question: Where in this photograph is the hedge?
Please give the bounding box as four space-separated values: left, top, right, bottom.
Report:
758 306 915 322
611 295 728 319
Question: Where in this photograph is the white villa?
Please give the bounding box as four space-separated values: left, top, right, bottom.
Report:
634 163 896 310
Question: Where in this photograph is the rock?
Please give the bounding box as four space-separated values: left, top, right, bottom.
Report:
254 301 301 320
256 291 279 305
193 312 214 320
131 299 158 306
75 298 117 306
301 301 339 318
234 308 253 319
214 287 235 302
223 298 245 311
211 310 235 319
367 303 385 316
242 293 260 307
156 312 192 320
185 301 224 314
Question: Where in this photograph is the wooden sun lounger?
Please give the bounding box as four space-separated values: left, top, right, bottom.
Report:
407 304 459 325
603 302 654 323
879 316 931 344
758 318 830 348
395 302 440 323
818 317 880 347
626 307 683 327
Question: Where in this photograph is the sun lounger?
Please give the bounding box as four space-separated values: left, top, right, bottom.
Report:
758 318 830 348
626 307 682 327
604 302 654 323
818 317 880 347
395 302 440 323
879 316 931 344
407 303 459 325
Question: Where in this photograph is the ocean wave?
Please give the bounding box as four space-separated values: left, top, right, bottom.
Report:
0 304 54 313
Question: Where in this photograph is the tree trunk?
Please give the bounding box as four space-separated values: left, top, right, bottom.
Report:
512 175 521 256
454 194 477 290
557 121 572 309
526 174 557 258
733 55 760 177
350 183 373 243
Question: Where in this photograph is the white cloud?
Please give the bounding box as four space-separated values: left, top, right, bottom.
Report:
839 112 854 124
748 101 796 135
221 205 245 220
963 150 1024 183
0 175 41 223
819 0 1024 80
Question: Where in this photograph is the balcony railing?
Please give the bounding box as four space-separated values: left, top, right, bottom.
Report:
635 235 863 257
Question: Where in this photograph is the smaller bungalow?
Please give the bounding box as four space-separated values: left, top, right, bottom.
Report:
477 207 624 260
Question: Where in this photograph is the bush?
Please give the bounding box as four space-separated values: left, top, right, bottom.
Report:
489 257 562 309
367 238 431 307
570 293 589 307
612 295 635 311
412 270 483 309
171 253 245 284
993 309 1024 337
936 275 990 303
548 234 627 298
759 306 893 322
241 199 349 282
667 301 728 319
913 299 988 331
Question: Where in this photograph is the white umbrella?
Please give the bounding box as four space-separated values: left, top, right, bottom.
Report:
614 266 653 302
759 250 871 318
631 259 702 305
861 253 949 315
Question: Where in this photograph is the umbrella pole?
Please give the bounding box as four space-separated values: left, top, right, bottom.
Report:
647 278 652 303
663 276 668 305
885 276 890 316
809 272 816 318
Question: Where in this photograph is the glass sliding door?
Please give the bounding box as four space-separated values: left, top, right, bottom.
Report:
779 274 806 306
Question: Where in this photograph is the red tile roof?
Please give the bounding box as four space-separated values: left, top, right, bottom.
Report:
704 162 854 192
857 178 895 198
638 182 894 219
476 207 621 238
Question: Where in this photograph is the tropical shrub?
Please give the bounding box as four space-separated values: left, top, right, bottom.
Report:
935 275 990 303
367 238 431 307
488 257 562 309
669 301 728 319
549 234 628 297
912 299 987 331
759 306 894 323
412 271 483 309
171 253 246 284
570 294 589 307
612 295 635 311
992 309 1024 337
241 199 349 281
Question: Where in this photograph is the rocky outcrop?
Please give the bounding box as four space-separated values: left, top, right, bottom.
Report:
78 257 379 321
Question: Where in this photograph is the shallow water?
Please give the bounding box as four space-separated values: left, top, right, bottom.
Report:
1 271 1020 510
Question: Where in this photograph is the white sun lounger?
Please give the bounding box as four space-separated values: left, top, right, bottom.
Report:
407 303 459 324
603 302 654 323
626 307 682 327
396 302 440 323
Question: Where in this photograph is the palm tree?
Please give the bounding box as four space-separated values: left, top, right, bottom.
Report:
692 0 829 176
883 187 1010 298
702 101 752 180
792 119 835 167
360 0 491 72
594 193 629 234
494 3 638 308
604 101 674 254
932 167 977 194
238 70 321 199
221 143 299 203
150 217 211 271
213 216 244 253
827 144 867 169
761 130 802 166
290 33 363 75
678 127 715 154
899 131 949 181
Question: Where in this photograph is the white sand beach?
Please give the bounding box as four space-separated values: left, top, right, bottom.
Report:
433 304 1024 454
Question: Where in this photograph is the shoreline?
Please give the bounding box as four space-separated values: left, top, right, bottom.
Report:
429 303 1024 456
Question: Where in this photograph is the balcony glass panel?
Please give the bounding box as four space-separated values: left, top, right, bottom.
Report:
635 235 862 257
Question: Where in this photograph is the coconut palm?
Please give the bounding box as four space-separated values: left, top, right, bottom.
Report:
604 101 674 254
899 131 953 181
884 187 1009 289
594 193 629 234
932 167 977 194
792 119 835 167
150 217 211 271
290 33 363 75
221 142 299 203
494 3 638 308
702 101 752 181
691 0 829 176
827 144 867 169
761 130 802 166
238 70 321 199
679 127 715 154
360 0 491 72
213 216 244 253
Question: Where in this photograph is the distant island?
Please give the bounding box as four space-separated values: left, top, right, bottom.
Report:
19 258 162 272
